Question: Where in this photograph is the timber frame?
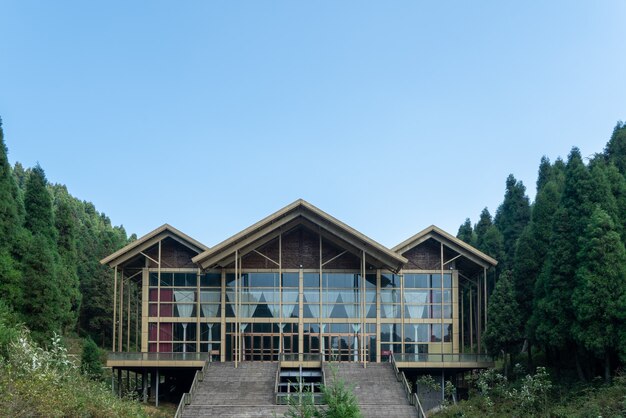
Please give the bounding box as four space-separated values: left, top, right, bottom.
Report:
101 200 496 381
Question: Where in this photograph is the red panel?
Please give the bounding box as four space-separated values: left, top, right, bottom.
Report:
160 323 173 340
149 289 158 301
160 303 173 317
160 289 173 302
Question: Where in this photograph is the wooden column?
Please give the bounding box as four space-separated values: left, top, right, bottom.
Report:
484 267 488 326
469 287 473 354
113 266 118 352
440 243 444 357
127 278 131 352
118 270 124 352
156 240 162 351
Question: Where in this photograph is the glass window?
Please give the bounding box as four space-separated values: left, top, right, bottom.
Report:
160 273 173 286
200 273 221 287
303 273 319 288
431 273 452 289
381 273 400 289
282 272 299 287
404 274 429 288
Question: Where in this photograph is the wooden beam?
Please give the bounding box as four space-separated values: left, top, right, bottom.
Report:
199 212 301 268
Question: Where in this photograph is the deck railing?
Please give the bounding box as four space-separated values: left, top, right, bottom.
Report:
108 352 209 362
174 355 212 418
279 353 324 363
391 353 492 363
390 352 426 418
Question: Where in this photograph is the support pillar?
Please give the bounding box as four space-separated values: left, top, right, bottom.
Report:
155 368 160 407
142 369 147 403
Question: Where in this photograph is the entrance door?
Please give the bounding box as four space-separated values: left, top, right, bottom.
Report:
233 332 297 362
322 333 370 362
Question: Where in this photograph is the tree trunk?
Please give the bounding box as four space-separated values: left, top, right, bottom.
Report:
605 351 611 384
527 340 533 369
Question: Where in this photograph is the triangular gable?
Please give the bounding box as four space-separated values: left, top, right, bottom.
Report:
392 225 497 269
100 224 209 268
192 199 407 271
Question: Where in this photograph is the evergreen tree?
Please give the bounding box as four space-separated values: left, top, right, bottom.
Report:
81 337 103 379
456 218 476 245
0 118 24 310
474 208 493 250
536 156 552 194
572 207 626 383
24 165 56 241
483 271 522 376
53 186 81 332
532 148 595 376
22 165 64 340
494 174 531 270
513 180 561 339
605 121 626 175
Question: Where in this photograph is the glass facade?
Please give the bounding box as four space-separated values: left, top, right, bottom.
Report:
146 268 456 362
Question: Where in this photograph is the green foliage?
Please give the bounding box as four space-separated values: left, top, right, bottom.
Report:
319 367 362 418
605 120 626 176
285 384 318 418
457 218 476 246
572 207 626 380
483 271 522 373
81 337 103 379
24 164 56 241
0 309 145 417
436 369 626 418
494 174 531 270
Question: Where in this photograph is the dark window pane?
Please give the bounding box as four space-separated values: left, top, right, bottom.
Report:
201 273 221 287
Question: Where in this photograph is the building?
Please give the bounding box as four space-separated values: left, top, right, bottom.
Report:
102 199 495 407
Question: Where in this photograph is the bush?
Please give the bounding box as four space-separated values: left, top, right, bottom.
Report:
81 337 103 379
0 325 146 417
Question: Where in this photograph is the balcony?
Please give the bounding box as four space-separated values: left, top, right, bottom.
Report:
390 352 493 369
107 352 209 368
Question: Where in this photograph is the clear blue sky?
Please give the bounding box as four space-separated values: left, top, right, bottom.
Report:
1 2 625 248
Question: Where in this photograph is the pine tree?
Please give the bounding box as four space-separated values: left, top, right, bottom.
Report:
572 207 626 383
456 218 476 245
0 118 24 311
605 121 626 176
53 186 81 332
474 208 493 251
494 174 531 270
483 271 522 376
22 165 64 340
513 180 561 339
532 148 595 375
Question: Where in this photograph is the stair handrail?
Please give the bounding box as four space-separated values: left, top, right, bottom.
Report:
390 352 427 418
174 357 210 418
274 362 281 404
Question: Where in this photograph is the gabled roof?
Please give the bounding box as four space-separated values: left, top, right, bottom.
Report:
392 225 497 269
192 199 407 271
100 224 209 267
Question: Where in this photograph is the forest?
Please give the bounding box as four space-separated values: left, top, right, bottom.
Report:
0 117 131 347
457 121 626 383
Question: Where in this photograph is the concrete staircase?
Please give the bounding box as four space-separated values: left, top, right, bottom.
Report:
323 363 418 418
181 362 288 418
